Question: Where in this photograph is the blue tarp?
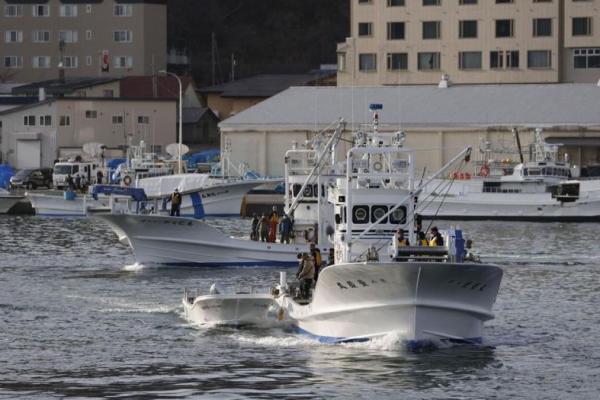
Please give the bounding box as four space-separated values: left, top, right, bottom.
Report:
0 164 15 189
106 158 127 169
91 185 147 202
185 150 220 169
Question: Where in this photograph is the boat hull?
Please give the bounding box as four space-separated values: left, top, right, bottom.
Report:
278 262 502 346
27 193 107 216
420 179 600 221
94 214 309 266
182 294 274 325
0 195 23 214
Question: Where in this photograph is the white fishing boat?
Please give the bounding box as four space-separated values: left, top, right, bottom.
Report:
0 188 23 214
273 105 503 349
94 120 346 266
419 129 600 221
26 191 108 216
182 284 274 325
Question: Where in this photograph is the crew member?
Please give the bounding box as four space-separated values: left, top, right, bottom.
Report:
429 226 444 247
309 243 322 282
396 229 409 246
250 214 259 241
268 206 279 243
259 214 269 242
96 170 104 185
417 231 428 246
297 252 315 300
279 213 293 244
170 188 182 216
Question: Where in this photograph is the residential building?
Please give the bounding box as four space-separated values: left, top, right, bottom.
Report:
0 97 176 168
198 72 336 120
337 0 600 86
219 84 600 176
0 0 166 83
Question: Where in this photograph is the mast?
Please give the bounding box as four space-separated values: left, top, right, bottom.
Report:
513 128 525 164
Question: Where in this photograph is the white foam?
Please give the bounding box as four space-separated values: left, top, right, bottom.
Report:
341 331 409 351
122 262 146 272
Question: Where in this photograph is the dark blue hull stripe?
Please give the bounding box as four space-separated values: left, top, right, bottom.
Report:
157 261 298 268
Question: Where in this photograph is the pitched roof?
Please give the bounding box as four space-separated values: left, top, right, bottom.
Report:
220 83 600 130
120 75 195 99
180 107 217 124
11 77 119 96
198 73 335 98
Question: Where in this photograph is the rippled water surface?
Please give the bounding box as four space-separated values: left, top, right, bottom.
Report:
1 216 599 399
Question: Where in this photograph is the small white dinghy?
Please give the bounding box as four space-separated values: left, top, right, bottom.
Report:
182 284 275 326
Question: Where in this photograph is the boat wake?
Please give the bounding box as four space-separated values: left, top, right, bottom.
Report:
122 262 147 272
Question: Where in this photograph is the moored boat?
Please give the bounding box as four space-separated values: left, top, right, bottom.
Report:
0 189 23 214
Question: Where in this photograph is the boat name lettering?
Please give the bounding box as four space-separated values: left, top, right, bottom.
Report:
335 278 387 290
140 218 193 226
201 189 229 198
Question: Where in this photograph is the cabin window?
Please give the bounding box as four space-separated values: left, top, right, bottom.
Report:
390 206 407 224
293 184 301 197
352 206 369 224
371 205 389 224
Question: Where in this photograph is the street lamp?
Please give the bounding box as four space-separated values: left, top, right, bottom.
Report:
159 70 183 174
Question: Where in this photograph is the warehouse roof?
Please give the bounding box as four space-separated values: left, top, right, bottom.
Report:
220 84 600 131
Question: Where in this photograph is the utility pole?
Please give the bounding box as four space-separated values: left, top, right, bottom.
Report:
230 53 236 82
211 32 216 85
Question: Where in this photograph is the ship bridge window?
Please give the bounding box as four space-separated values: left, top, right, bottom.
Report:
371 205 389 224
352 206 369 224
528 169 540 176
390 206 407 224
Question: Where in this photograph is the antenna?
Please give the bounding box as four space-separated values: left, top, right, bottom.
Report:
166 143 189 158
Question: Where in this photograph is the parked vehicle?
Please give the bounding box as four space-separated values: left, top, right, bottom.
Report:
9 168 53 189
53 161 105 189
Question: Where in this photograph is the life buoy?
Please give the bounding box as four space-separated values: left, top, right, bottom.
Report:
123 175 132 186
373 161 383 172
479 164 490 177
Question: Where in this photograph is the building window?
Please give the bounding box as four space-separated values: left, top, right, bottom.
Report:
114 4 132 17
459 51 482 69
358 23 372 37
113 30 133 43
572 17 592 36
137 116 150 124
359 53 377 72
387 0 405 5
58 31 78 43
59 116 71 126
528 50 551 69
86 30 92 40
103 89 114 98
85 110 97 119
496 0 513 3
423 21 441 39
23 115 36 126
387 22 405 40
423 0 440 5
39 115 52 126
59 5 77 17
574 48 600 69
33 31 50 43
3 56 22 68
86 4 92 13
4 31 23 43
114 56 133 69
86 56 92 66
33 56 51 69
418 52 440 70
490 50 519 69
112 115 123 124
460 0 477 4
496 19 514 37
33 5 50 17
63 56 78 68
387 53 408 70
337 53 346 72
459 20 477 38
533 18 552 37
358 0 372 3
4 5 23 17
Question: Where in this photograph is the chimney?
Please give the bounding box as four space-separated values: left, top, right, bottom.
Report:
38 87 46 102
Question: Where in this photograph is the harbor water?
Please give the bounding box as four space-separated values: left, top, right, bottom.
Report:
0 216 599 399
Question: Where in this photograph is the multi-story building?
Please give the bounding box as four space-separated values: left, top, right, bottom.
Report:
337 0 600 86
0 0 166 83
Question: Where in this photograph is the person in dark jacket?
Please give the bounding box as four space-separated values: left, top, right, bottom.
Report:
170 189 182 216
429 226 444 247
279 213 293 244
250 214 259 241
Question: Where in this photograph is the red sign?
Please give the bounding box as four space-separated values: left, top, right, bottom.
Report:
101 50 109 72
